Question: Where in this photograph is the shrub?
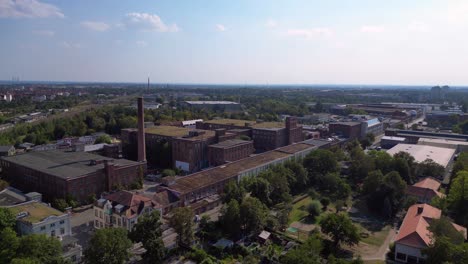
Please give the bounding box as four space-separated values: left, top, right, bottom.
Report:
320 197 330 209
307 200 322 220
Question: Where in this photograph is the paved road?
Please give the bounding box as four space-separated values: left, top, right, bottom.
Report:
70 207 95 249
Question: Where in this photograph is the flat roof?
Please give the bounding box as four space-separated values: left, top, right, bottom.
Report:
2 150 140 179
386 144 455 168
9 201 65 224
209 139 252 149
185 101 239 105
204 119 286 129
382 136 406 141
329 121 361 126
145 126 190 137
418 138 468 146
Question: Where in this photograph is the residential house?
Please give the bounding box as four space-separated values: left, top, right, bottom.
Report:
394 204 466 263
93 190 160 231
406 178 443 204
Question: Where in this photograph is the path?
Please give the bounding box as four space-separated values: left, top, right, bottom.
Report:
361 227 397 261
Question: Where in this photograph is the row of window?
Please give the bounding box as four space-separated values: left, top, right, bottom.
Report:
39 220 66 230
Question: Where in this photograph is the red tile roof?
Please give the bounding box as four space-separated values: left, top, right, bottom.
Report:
413 177 441 190
396 204 442 248
406 178 443 201
104 191 159 218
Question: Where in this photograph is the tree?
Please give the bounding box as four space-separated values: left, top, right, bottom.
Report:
307 200 322 220
320 197 330 210
15 234 63 264
129 210 166 262
283 160 308 194
280 235 323 264
303 149 339 184
416 159 445 179
428 217 465 245
94 134 112 144
362 170 383 195
422 236 457 264
170 207 195 247
360 133 375 149
0 227 20 263
247 177 272 205
447 171 468 226
84 228 132 264
222 180 245 204
318 173 351 201
240 197 269 235
320 213 360 249
260 168 292 205
0 208 16 231
219 200 241 239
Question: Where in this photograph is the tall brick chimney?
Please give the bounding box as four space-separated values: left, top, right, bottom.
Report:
137 97 146 162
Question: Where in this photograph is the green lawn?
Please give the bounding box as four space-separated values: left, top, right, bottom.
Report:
288 196 313 224
357 223 391 247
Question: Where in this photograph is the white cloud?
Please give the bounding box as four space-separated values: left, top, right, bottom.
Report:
215 24 227 32
81 21 110 32
407 21 429 32
286 27 333 38
60 41 81 49
265 19 277 28
360 25 385 33
124 12 179 32
33 29 54 36
136 40 148 47
0 0 64 18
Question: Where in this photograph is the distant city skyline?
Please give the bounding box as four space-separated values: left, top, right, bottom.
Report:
1 0 468 85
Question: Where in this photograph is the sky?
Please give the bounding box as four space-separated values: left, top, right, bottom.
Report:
1 0 468 85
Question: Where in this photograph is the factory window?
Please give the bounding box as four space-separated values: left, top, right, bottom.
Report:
50 223 55 227
40 226 46 231
60 220 65 224
60 228 65 235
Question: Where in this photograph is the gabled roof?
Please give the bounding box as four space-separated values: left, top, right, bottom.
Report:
413 177 441 190
153 190 180 207
406 178 443 201
395 204 441 248
104 191 159 218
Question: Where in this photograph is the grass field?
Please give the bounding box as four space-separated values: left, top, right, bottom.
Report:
288 196 313 224
358 224 392 247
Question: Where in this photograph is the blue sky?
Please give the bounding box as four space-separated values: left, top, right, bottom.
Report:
1 0 468 85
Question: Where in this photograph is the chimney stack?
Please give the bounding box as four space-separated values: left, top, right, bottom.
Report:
137 97 146 162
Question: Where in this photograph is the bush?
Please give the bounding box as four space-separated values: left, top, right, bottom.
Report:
162 169 176 177
320 197 330 209
52 199 69 211
307 200 322 219
87 194 97 204
308 188 320 199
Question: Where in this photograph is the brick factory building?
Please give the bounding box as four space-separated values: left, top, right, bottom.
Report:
156 139 331 215
196 117 303 152
208 139 254 166
328 122 362 139
122 125 238 173
0 150 144 203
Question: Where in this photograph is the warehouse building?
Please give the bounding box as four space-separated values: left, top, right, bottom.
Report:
1 150 144 203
